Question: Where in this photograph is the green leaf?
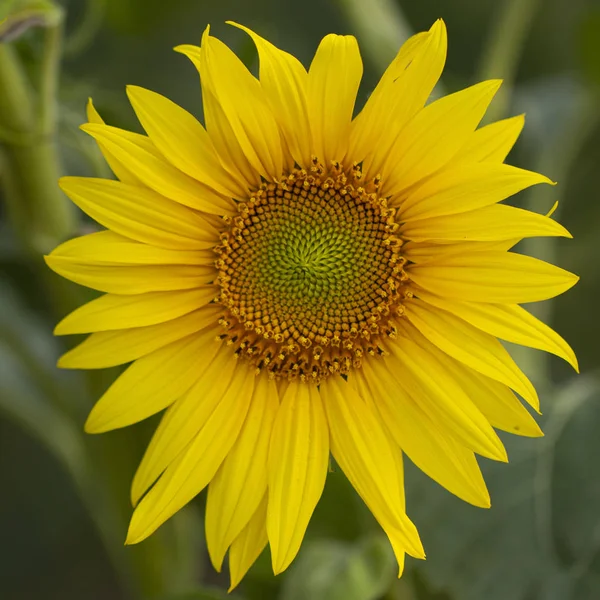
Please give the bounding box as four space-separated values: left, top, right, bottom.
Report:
280 535 397 600
407 375 600 600
0 0 62 42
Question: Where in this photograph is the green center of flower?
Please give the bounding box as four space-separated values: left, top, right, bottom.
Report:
215 161 409 382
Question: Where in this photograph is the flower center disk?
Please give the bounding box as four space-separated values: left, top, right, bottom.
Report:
215 162 409 382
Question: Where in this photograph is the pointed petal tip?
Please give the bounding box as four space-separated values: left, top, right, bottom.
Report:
206 543 225 574
430 18 447 35
57 176 70 192
53 319 69 336
125 516 151 546
124 84 139 99
83 416 105 435
56 353 76 369
201 24 211 44
84 403 115 433
488 78 503 92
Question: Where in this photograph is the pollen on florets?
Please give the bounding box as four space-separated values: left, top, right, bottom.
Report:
213 160 410 383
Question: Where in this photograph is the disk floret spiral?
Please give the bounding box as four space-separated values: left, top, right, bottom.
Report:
214 160 410 382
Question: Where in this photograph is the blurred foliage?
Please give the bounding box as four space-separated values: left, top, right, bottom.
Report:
1 0 600 599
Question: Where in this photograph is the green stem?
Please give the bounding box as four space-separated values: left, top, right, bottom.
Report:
38 17 63 134
0 43 33 130
477 0 542 121
0 36 75 255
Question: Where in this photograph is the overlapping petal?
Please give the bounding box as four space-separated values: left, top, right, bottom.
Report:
354 20 447 176
126 363 255 543
402 203 571 242
59 177 219 249
205 375 278 571
408 251 579 304
81 123 235 215
352 364 491 507
414 288 578 370
320 376 425 563
58 304 222 369
454 114 525 164
130 344 240 506
54 287 218 335
126 85 246 198
404 299 540 410
84 327 222 433
229 22 311 169
381 80 502 196
307 33 362 165
396 163 553 222
267 382 329 574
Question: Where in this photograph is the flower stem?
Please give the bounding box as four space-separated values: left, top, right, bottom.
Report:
0 29 75 256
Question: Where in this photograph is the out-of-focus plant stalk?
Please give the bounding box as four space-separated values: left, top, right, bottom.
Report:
0 17 75 255
335 0 413 73
0 11 179 598
477 0 542 122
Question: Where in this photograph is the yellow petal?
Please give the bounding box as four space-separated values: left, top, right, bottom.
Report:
402 203 571 242
404 299 540 410
176 43 260 190
267 382 329 574
408 251 579 304
455 114 525 164
81 123 235 215
414 288 578 371
228 495 269 592
205 375 278 571
59 177 219 250
126 363 255 544
194 28 283 180
382 80 502 197
86 98 140 185
320 376 425 561
47 230 216 265
84 328 222 433
130 344 240 506
45 256 214 294
398 320 542 437
307 33 362 165
353 20 447 176
444 362 543 438
54 286 218 335
403 239 519 264
126 85 246 198
397 163 552 222
385 333 507 461
354 363 491 507
229 22 311 169
58 304 222 369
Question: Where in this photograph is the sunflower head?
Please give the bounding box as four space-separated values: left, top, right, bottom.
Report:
216 159 407 382
47 18 578 590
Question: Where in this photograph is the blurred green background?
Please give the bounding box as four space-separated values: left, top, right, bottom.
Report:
1 0 600 598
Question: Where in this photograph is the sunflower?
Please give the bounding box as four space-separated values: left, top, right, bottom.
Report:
46 19 578 589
